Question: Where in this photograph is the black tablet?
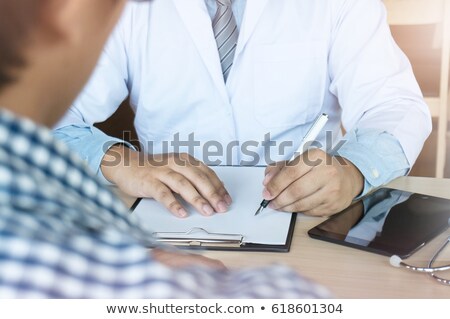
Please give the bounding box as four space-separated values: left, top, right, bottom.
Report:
308 188 450 258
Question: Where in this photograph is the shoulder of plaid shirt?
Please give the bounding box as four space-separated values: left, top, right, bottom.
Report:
0 109 331 298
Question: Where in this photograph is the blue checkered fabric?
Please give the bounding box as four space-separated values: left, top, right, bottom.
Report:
0 109 331 298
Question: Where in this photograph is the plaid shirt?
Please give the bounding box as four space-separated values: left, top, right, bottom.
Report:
0 109 330 298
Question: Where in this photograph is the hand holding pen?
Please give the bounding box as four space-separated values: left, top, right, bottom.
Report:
255 114 329 215
255 113 365 217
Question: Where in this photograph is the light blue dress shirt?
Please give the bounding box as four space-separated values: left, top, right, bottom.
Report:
53 0 411 197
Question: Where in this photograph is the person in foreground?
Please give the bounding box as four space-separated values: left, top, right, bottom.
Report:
0 0 330 298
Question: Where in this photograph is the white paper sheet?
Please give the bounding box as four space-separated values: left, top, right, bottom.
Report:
132 166 293 245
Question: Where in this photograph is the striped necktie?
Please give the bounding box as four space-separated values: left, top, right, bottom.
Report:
212 0 239 82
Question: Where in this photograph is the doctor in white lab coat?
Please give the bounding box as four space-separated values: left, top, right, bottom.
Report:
55 0 431 218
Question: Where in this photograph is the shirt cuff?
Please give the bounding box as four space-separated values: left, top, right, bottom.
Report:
53 125 136 185
331 128 410 198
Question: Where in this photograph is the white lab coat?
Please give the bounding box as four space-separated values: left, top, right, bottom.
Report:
58 0 431 166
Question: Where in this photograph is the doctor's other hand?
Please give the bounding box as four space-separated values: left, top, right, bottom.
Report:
101 145 232 218
262 149 364 216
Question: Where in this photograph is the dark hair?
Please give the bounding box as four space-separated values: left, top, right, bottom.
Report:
0 1 40 89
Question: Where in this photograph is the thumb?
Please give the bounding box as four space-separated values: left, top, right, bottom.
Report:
263 161 287 186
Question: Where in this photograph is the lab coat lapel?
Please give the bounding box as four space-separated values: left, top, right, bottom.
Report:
235 0 269 57
172 0 229 102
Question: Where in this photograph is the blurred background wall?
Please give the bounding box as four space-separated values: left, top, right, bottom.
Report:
385 0 450 178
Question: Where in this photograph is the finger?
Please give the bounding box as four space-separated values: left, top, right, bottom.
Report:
269 168 326 210
302 190 354 217
263 161 287 186
302 198 346 217
302 203 332 217
263 157 314 200
150 182 189 218
277 188 327 213
162 171 216 217
264 149 329 200
173 164 229 213
197 163 232 206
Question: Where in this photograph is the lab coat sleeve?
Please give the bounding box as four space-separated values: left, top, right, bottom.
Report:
328 0 432 171
53 7 133 183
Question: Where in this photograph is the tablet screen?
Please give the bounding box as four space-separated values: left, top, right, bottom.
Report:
308 188 450 258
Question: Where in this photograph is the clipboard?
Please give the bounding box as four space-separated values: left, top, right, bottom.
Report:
130 166 297 252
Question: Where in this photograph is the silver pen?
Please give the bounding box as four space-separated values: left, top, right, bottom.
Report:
255 113 329 216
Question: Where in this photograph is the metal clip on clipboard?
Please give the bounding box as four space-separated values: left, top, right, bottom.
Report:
152 228 244 248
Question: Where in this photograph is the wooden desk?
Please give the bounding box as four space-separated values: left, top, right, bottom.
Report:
120 176 450 298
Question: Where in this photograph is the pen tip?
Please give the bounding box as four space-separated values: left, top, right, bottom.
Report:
255 205 264 216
